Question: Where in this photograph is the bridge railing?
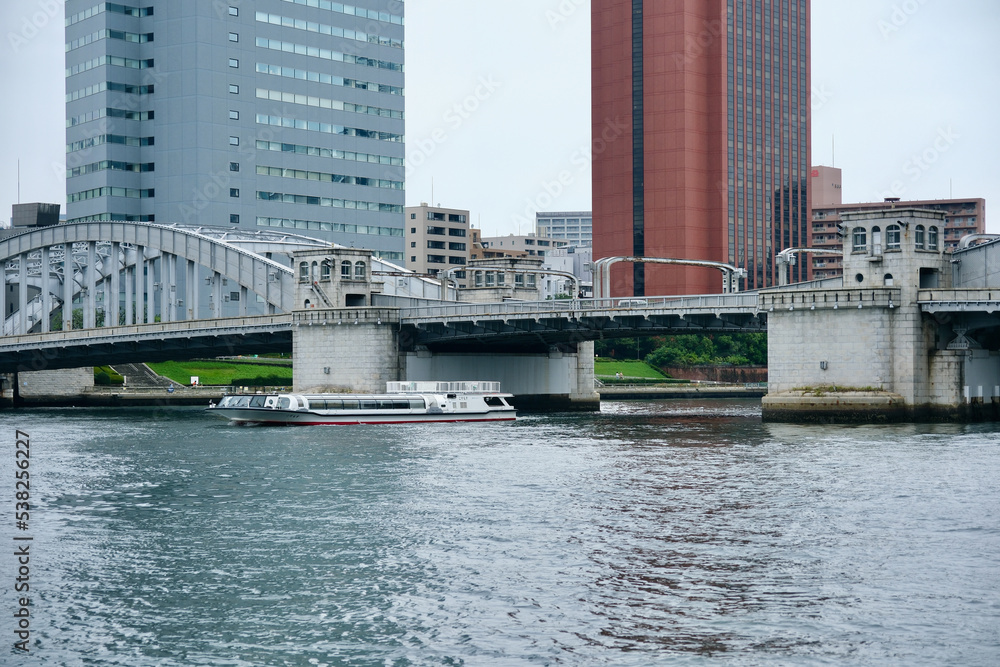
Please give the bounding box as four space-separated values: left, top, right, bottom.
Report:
918 289 1000 303
400 293 762 321
0 314 293 348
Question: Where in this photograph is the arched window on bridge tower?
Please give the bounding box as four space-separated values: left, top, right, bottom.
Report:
928 226 939 251
871 226 882 255
354 261 366 280
311 261 319 282
320 259 332 282
299 262 310 283
474 271 483 287
886 224 901 251
915 224 926 250
852 227 867 253
527 274 537 289
341 260 351 279
884 273 894 286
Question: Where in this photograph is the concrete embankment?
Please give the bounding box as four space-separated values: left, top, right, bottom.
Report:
2 386 231 408
598 384 767 400
762 391 1000 423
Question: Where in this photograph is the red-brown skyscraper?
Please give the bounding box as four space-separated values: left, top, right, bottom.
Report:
593 0 811 295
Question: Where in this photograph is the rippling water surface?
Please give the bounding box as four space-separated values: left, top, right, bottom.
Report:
2 400 999 665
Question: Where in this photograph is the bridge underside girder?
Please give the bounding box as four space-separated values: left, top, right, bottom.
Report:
0 331 291 375
405 312 765 352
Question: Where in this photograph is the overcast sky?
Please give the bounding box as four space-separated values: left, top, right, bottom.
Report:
1 0 997 234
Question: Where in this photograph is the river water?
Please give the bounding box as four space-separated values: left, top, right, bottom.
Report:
2 399 998 666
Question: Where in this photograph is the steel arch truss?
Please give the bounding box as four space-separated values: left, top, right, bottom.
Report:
0 222 297 335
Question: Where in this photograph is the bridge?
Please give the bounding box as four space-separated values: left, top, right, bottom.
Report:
2 216 996 416
0 293 764 373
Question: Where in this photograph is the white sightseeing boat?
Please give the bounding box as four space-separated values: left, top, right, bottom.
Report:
206 381 516 425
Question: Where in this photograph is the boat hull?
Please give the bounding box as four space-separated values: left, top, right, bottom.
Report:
207 407 516 425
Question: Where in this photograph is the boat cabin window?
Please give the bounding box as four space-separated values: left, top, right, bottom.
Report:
485 396 508 407
342 399 359 410
233 396 251 408
249 395 267 408
278 397 291 410
361 399 378 410
409 398 425 409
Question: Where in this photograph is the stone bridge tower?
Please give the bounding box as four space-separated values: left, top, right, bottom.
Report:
762 208 975 420
291 247 400 393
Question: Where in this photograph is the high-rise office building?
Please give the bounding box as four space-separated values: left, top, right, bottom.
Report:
64 0 405 261
592 0 811 295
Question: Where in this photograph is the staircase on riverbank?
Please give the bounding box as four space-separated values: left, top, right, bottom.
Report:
110 363 175 389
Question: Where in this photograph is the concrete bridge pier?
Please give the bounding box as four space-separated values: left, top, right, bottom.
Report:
401 341 600 412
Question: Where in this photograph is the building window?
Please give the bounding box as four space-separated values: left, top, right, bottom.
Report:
230 188 239 197
410 213 416 219
320 260 331 282
449 228 466 237
230 214 239 224
852 228 867 253
886 224 901 251
229 32 238 42
229 58 239 68
527 274 537 288
884 273 894 286
475 272 483 287
354 261 366 280
485 272 495 287
427 226 445 235
449 242 466 251
299 262 310 283
448 256 466 265
229 6 238 16
915 224 925 249
229 162 239 172
410 256 416 263
229 110 239 120
229 136 239 145
229 84 239 94
341 261 351 278
427 240 445 250
427 255 446 264
928 226 939 251
410 241 416 248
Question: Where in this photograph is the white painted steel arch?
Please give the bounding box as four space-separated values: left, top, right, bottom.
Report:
593 256 747 298
0 222 298 335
